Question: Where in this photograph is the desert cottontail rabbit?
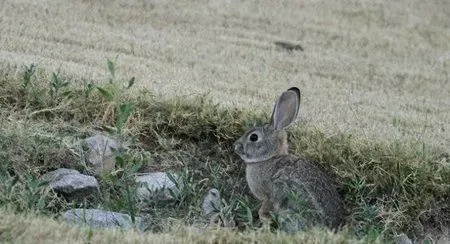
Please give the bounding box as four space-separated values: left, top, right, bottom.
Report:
234 87 343 232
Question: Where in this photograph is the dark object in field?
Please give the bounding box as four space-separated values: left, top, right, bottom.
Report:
274 41 304 51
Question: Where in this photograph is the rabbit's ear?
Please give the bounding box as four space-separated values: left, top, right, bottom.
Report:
270 87 301 131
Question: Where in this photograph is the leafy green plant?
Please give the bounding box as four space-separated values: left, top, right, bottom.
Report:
24 175 50 211
107 58 117 83
233 196 260 230
96 59 136 137
19 63 47 108
101 150 142 224
167 169 206 210
84 225 94 244
116 102 134 135
81 79 96 118
49 71 70 105
83 79 96 100
0 173 64 215
208 194 260 231
22 63 36 89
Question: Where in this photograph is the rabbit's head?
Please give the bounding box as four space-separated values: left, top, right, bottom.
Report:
234 87 301 163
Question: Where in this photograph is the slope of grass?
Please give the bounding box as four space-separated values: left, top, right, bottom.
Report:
0 209 367 244
0 65 448 243
1 0 449 150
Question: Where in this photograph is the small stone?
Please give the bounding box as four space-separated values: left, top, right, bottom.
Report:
84 135 120 175
41 168 99 201
202 188 221 217
135 172 179 202
201 188 236 229
64 209 147 231
394 233 413 244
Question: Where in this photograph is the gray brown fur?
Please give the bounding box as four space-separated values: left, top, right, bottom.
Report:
234 87 343 232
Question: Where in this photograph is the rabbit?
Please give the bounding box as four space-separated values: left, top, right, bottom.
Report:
233 87 344 232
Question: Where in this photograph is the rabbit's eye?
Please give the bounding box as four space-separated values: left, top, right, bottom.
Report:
249 133 258 142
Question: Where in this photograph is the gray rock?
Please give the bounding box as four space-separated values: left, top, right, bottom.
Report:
394 233 413 244
64 209 147 231
41 168 99 201
135 172 179 202
201 189 236 229
84 135 120 175
202 188 221 217
41 168 80 181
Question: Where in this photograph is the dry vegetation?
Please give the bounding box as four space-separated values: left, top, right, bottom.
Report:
0 65 448 242
1 0 449 150
0 0 449 243
0 209 365 244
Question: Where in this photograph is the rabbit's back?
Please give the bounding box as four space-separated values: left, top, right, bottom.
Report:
246 155 343 229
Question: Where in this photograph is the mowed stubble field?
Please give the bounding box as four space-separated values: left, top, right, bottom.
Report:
1 0 449 151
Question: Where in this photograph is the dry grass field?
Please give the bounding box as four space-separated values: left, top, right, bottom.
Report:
1 0 449 150
0 0 449 243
